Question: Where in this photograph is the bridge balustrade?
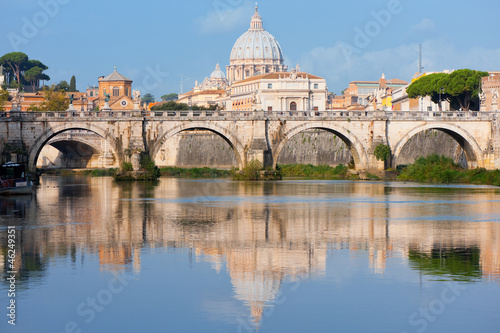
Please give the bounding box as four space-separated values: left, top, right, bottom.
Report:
3 110 497 121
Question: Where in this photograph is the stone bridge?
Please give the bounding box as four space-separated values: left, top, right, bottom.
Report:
0 109 499 172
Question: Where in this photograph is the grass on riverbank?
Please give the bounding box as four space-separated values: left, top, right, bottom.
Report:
278 163 349 178
160 167 232 178
397 154 500 186
40 168 118 177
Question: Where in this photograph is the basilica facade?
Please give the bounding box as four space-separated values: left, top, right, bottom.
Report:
183 5 328 112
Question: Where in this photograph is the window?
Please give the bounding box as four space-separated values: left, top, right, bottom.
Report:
314 106 319 111
113 87 119 97
125 87 129 97
268 83 273 89
314 83 319 89
290 102 297 111
89 91 93 97
268 106 273 111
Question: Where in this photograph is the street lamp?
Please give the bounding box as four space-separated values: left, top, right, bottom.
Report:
81 95 87 112
439 87 444 111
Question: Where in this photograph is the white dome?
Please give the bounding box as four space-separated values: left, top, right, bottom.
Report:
210 63 226 80
229 7 284 62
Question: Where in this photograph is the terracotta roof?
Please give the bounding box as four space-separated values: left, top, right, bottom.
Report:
180 89 225 98
100 69 132 82
233 72 323 85
350 79 408 85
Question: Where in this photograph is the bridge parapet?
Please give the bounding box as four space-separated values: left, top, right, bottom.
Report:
3 110 497 122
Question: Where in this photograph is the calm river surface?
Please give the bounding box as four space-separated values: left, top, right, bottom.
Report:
1 176 500 333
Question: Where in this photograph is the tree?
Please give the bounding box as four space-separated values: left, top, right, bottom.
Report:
69 75 78 92
0 52 28 87
55 80 70 92
406 69 488 111
141 93 155 105
0 89 10 111
447 69 488 111
24 66 43 93
28 87 69 111
161 93 178 101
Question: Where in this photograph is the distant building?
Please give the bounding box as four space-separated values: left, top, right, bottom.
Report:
98 68 136 110
226 6 287 83
341 74 408 110
180 5 327 111
225 65 328 112
480 72 500 112
0 65 5 87
176 64 229 109
2 89 44 111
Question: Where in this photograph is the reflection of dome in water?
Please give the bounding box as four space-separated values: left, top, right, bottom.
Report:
232 271 282 324
210 63 226 80
229 7 284 63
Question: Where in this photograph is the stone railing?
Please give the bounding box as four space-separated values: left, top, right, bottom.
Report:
1 110 497 121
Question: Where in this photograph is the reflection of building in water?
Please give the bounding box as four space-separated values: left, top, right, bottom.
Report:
4 178 500 323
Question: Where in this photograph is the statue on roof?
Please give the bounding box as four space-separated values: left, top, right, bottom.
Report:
133 89 141 101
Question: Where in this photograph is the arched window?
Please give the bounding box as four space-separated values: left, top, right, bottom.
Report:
290 102 297 111
113 87 120 97
125 87 129 97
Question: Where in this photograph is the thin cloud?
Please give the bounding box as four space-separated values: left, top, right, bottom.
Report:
410 18 436 33
196 1 253 35
300 39 500 94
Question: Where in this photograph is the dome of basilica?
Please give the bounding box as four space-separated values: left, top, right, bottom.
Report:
229 6 284 63
210 63 226 80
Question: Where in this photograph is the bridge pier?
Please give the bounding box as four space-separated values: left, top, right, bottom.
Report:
248 118 273 169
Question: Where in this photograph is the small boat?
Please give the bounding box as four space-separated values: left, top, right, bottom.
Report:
0 162 34 195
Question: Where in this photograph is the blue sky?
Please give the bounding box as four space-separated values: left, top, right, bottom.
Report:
2 0 500 98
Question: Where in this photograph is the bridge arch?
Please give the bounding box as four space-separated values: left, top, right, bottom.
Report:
28 123 121 171
273 122 369 170
151 121 246 170
47 136 103 154
392 123 484 169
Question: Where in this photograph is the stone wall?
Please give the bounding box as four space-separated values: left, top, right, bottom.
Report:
396 129 467 168
276 130 352 165
154 129 467 168
155 130 238 168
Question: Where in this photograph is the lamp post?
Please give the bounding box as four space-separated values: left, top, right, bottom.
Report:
439 87 444 111
81 96 86 112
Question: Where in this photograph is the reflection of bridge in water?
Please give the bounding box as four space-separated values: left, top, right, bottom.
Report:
0 110 499 171
2 179 499 325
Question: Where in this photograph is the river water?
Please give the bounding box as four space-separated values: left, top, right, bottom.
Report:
1 176 499 333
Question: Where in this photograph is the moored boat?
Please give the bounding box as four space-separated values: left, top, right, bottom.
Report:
0 162 34 196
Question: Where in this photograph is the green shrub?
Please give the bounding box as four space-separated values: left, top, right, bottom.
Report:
374 144 391 161
121 162 133 172
397 154 500 186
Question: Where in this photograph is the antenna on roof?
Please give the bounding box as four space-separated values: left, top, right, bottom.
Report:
178 74 191 95
418 43 424 74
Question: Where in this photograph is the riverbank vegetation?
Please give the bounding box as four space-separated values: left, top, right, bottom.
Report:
160 167 231 178
114 153 161 181
232 160 282 181
38 156 500 186
278 163 349 178
397 154 500 186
